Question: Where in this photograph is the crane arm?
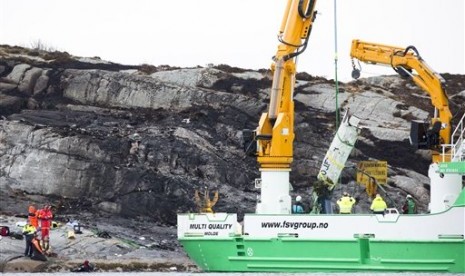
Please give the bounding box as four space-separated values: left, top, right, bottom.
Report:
350 39 452 162
250 0 317 169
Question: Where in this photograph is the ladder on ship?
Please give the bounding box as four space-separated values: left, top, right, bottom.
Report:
439 112 465 174
452 112 465 161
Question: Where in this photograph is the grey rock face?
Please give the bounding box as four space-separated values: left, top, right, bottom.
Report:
18 67 43 95
150 67 225 88
62 69 262 117
6 63 31 84
33 73 50 95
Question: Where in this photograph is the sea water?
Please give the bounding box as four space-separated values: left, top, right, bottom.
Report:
2 273 462 276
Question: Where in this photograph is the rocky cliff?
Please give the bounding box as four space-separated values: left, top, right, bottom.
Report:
1 44 464 227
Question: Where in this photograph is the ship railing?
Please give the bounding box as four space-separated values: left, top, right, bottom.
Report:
441 112 465 162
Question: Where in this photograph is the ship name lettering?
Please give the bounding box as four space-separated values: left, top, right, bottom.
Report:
208 223 233 230
189 223 207 229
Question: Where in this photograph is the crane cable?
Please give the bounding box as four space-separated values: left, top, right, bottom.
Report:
333 0 342 189
333 0 340 129
333 0 345 146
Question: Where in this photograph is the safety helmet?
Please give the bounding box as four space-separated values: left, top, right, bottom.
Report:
406 194 412 199
343 192 349 196
296 195 302 202
132 133 141 141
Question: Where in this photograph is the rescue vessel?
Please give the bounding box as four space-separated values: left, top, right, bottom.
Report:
178 0 464 272
178 114 465 272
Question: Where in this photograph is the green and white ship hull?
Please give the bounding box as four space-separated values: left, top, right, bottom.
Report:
178 188 465 273
178 113 465 273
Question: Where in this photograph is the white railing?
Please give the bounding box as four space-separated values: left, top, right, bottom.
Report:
442 112 465 162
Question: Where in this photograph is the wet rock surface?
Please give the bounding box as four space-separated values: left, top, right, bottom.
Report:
0 45 464 271
0 215 196 272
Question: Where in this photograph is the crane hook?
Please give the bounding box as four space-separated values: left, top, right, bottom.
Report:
351 58 361 79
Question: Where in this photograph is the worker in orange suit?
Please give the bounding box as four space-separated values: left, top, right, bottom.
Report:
28 205 39 228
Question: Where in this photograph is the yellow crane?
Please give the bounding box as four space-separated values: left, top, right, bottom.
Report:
243 0 318 214
350 39 452 163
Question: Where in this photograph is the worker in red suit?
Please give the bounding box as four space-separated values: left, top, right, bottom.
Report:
37 204 53 246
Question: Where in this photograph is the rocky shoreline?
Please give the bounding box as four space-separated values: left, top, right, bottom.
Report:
0 214 198 273
0 46 464 272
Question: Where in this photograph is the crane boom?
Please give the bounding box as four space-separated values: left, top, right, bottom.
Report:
350 39 452 162
256 0 317 169
243 0 318 214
